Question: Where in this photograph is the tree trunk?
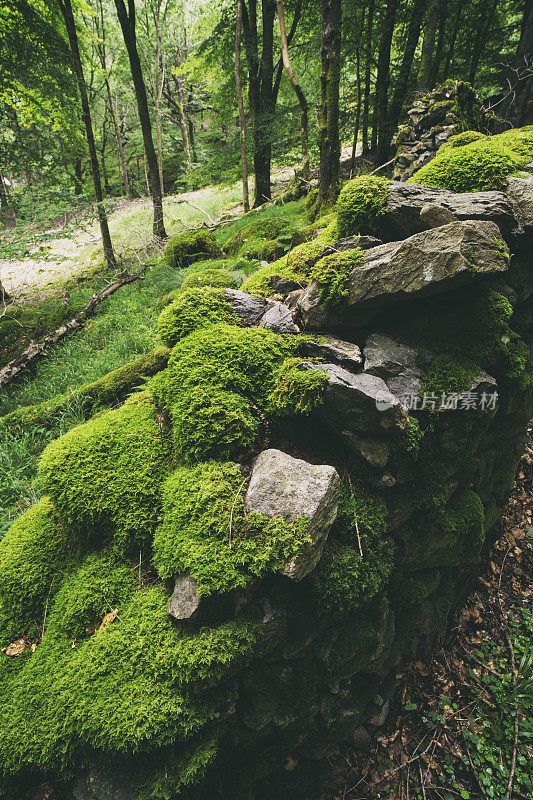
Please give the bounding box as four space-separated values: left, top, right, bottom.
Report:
441 1 463 79
187 90 197 162
58 0 116 268
153 0 165 194
429 0 448 87
174 75 192 172
73 158 83 195
378 0 428 163
235 0 250 211
113 0 166 238
469 0 498 84
316 0 342 210
374 0 399 161
361 0 375 154
276 0 310 181
416 0 440 91
350 4 365 175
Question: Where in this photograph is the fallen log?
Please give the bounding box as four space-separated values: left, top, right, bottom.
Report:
0 272 142 390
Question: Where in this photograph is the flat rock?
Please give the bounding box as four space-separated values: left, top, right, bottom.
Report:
379 182 517 240
298 221 510 331
258 301 299 333
168 574 201 622
244 448 341 580
364 333 433 405
301 334 363 370
506 174 533 239
224 289 267 325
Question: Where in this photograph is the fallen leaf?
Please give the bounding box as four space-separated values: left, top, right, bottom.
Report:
4 639 26 656
97 608 119 631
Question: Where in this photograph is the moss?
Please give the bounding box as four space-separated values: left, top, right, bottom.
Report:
409 125 533 192
223 218 292 256
443 130 487 148
38 394 173 556
420 354 479 395
171 385 260 462
0 347 170 434
0 498 72 637
242 229 335 297
312 484 395 616
268 358 328 416
180 268 242 291
156 322 300 461
134 735 219 800
336 176 390 238
164 230 222 268
310 248 364 303
0 568 259 786
404 417 423 455
389 569 441 609
156 288 237 348
153 461 311 597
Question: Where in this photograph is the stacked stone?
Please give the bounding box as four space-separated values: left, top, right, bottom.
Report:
393 80 488 182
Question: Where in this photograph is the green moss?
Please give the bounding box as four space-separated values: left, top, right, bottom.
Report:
443 130 487 148
156 288 237 348
156 322 300 462
310 248 364 303
134 735 219 800
223 218 292 256
171 385 260 462
153 461 310 597
164 230 222 268
180 268 241 291
389 569 441 609
269 358 328 416
38 394 173 556
242 229 335 297
312 484 395 616
409 126 533 192
0 347 170 434
336 176 390 238
420 354 479 395
0 498 72 638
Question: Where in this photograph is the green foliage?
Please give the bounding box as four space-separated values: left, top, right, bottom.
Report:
0 498 71 635
164 230 222 268
156 288 237 347
420 355 479 395
153 461 310 597
38 394 174 556
444 130 487 148
336 176 390 238
269 358 328 416
310 248 364 303
409 126 533 192
312 484 395 615
180 268 241 291
223 217 293 256
242 228 335 297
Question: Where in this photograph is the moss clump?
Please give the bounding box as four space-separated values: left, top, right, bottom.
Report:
444 130 487 148
164 230 222 268
38 394 173 555
224 218 293 256
0 498 72 636
310 248 364 303
269 358 329 416
0 347 170 435
153 461 310 597
312 484 395 616
336 176 390 238
156 322 301 461
409 126 533 192
180 268 242 291
420 354 479 395
242 228 335 297
156 288 237 348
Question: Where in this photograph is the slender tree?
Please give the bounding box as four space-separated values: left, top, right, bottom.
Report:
316 0 342 210
235 0 250 211
417 0 441 91
57 0 116 268
361 0 375 153
276 0 309 181
113 0 166 238
373 0 399 157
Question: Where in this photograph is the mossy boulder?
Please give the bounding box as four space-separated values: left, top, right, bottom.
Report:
164 230 222 268
180 268 242 291
409 126 533 192
336 176 391 238
223 218 293 256
156 287 237 347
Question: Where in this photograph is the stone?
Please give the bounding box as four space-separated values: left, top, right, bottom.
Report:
285 289 304 310
244 449 341 580
363 333 433 404
73 765 132 800
367 699 391 728
351 725 372 750
269 274 306 295
258 300 299 333
300 334 363 370
168 574 201 622
379 182 517 240
506 174 533 239
298 221 510 331
224 289 268 325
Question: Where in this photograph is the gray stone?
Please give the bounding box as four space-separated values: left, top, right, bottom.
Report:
244 449 341 580
363 333 434 405
419 203 457 227
224 289 267 325
168 574 201 622
298 221 510 331
258 301 299 333
367 699 390 728
285 289 304 310
506 174 533 239
301 334 363 370
379 182 517 240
